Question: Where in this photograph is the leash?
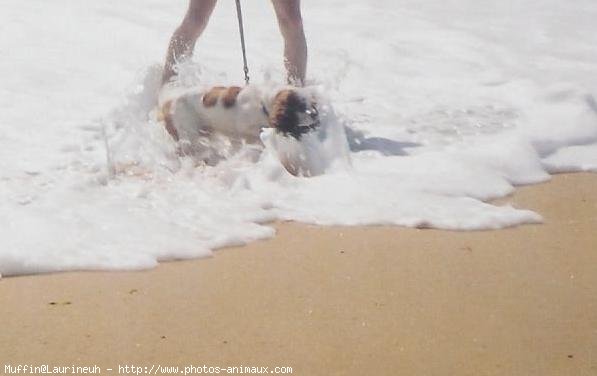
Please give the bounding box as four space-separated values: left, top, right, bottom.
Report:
235 0 250 85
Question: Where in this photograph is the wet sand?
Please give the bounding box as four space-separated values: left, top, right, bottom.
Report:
1 173 596 376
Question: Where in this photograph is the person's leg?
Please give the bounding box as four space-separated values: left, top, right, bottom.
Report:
271 0 307 86
162 0 218 85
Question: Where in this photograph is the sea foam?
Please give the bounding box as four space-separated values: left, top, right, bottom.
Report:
1 0 596 276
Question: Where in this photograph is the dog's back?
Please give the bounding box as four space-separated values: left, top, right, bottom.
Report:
159 85 268 145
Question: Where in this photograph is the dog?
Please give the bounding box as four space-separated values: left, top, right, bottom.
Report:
157 85 320 174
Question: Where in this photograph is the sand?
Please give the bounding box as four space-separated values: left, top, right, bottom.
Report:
1 173 596 376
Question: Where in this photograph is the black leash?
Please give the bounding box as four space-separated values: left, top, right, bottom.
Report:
235 0 250 85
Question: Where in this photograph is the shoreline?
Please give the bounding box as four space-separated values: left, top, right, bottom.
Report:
1 173 596 375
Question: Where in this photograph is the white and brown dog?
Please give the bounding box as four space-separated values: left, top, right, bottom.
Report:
157 85 320 174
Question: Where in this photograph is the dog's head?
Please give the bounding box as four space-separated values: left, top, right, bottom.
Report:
267 89 319 140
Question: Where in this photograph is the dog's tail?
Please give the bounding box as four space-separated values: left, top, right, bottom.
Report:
158 100 180 141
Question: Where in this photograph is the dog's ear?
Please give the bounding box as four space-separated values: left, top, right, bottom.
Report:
269 89 313 139
221 86 242 108
202 86 227 107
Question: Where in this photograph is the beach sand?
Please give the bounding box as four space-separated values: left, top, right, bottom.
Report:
1 173 596 376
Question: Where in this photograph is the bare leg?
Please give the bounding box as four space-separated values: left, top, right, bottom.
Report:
272 0 308 86
162 0 218 85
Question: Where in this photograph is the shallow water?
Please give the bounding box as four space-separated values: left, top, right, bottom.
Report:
1 0 596 276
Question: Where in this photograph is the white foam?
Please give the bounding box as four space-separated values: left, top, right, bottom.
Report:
543 144 597 173
1 0 596 276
